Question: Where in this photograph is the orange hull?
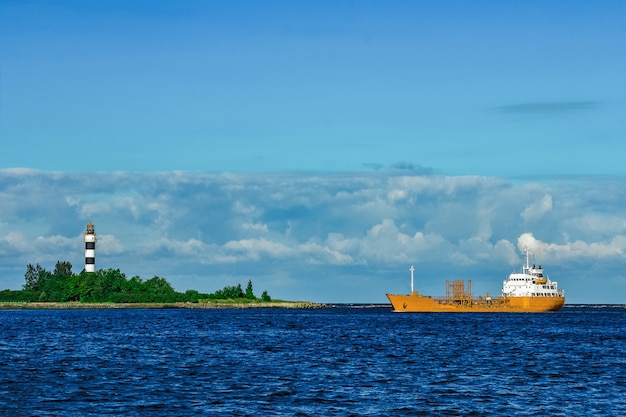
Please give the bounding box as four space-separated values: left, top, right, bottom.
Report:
386 292 564 313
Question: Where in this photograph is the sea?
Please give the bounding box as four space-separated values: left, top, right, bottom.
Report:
1 306 625 416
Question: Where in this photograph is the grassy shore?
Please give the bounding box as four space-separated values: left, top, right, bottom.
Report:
0 301 326 310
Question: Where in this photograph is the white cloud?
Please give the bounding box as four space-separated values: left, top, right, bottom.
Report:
521 194 553 222
0 231 30 253
233 200 260 216
518 232 626 261
241 223 269 233
562 214 626 238
224 238 296 260
299 240 354 265
1 170 626 302
96 234 125 255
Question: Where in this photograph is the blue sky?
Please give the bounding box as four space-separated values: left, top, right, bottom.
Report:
1 1 625 303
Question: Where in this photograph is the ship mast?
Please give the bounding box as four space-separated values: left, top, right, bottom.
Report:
410 264 415 294
524 247 531 274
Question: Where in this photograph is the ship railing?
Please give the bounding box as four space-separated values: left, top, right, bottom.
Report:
431 295 509 307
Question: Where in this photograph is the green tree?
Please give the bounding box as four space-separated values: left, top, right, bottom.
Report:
213 284 244 299
261 290 271 302
236 283 244 298
145 276 174 293
65 274 82 302
96 269 125 302
23 263 39 291
184 289 200 303
53 261 73 278
144 276 178 302
0 289 29 302
23 263 49 292
38 261 76 301
40 275 68 302
77 270 96 301
123 276 144 294
245 280 255 299
15 261 272 304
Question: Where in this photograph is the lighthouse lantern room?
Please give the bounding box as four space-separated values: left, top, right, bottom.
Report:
84 222 97 272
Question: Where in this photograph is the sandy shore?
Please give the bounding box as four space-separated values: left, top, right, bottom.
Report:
0 301 326 310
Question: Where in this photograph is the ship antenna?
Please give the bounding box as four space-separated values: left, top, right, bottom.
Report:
524 247 531 272
410 264 415 294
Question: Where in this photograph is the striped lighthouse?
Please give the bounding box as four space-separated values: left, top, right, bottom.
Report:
84 222 97 272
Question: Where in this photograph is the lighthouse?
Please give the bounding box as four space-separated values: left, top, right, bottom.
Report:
84 222 97 272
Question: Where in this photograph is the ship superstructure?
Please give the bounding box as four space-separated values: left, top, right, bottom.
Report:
502 248 563 298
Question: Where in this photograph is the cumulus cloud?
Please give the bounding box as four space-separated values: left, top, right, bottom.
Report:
518 232 626 261
224 238 295 260
96 234 125 255
521 194 552 221
1 169 625 302
0 231 30 254
241 223 269 233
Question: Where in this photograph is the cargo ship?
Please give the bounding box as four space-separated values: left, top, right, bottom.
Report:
386 249 565 312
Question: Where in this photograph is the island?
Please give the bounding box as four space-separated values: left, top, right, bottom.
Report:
0 261 324 309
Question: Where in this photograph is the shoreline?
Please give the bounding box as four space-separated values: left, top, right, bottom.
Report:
0 301 326 310
0 302 622 310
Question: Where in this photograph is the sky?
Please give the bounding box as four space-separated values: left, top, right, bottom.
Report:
1 1 625 303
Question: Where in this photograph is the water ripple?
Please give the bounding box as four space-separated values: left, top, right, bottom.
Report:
0 307 625 416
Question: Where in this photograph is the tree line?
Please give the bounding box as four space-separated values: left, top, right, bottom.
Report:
0 261 272 303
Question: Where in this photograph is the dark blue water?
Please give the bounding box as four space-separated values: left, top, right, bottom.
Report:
1 307 625 416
